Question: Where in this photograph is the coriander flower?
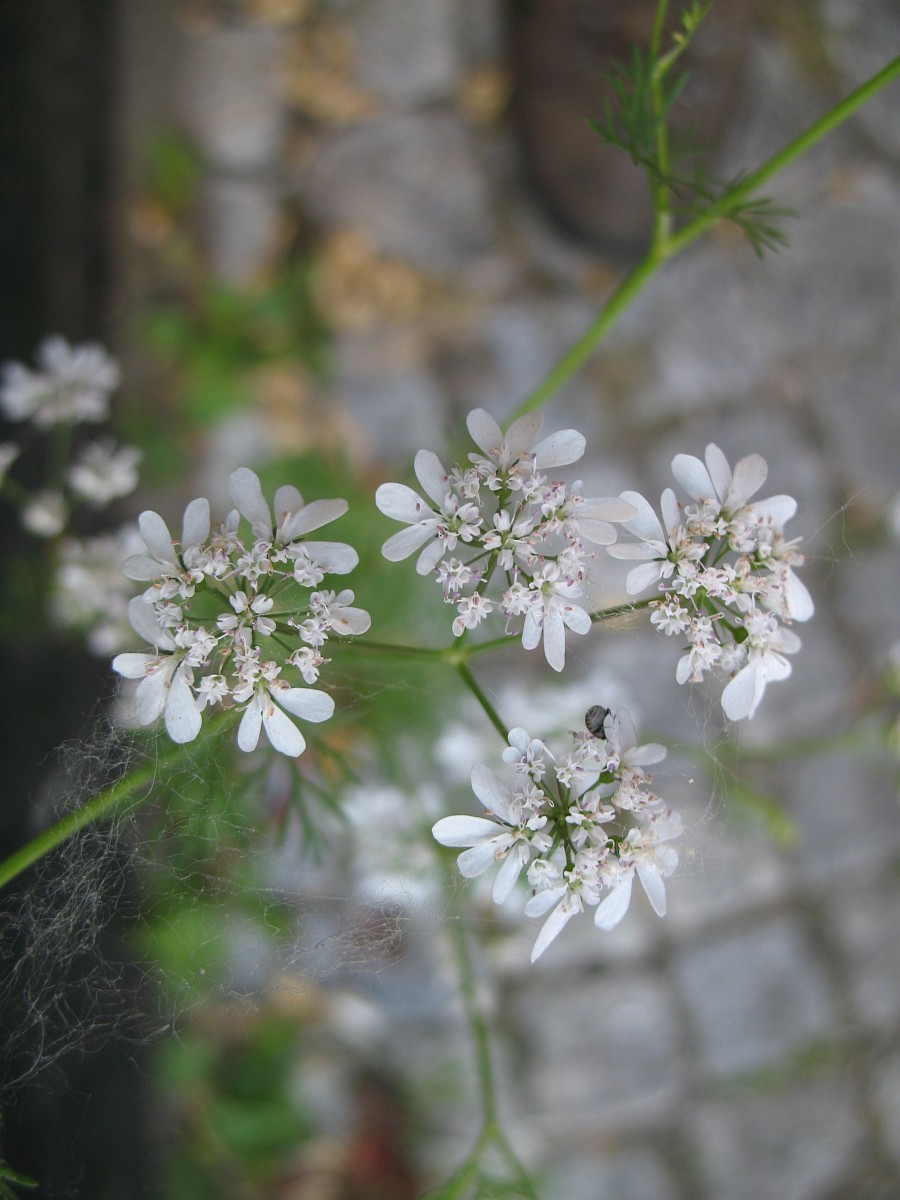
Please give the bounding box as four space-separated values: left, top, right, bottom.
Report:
1 336 121 427
377 408 634 666
433 712 681 962
609 444 813 721
67 440 142 508
113 469 367 757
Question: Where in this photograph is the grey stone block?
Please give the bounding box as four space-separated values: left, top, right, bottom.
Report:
301 115 496 274
355 0 457 103
672 917 836 1078
691 1075 865 1200
201 178 282 283
512 973 683 1132
780 752 900 888
182 25 285 171
545 1147 677 1200
828 880 900 1028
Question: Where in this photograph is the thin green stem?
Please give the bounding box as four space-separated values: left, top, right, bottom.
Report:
335 637 447 660
649 0 673 250
0 756 155 891
455 661 508 742
590 597 654 623
507 54 900 423
0 719 231 892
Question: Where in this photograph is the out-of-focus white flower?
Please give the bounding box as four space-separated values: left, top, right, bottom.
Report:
0 443 19 484
67 440 142 507
1 336 121 427
22 492 67 537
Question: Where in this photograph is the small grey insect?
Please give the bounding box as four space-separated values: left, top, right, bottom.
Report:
584 705 610 738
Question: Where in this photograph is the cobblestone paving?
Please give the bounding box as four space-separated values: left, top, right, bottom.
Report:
120 2 900 1196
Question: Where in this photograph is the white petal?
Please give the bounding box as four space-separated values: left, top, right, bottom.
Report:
262 701 307 756
619 491 666 543
138 510 177 565
128 596 175 649
594 874 634 930
415 537 445 576
181 497 210 547
721 663 762 721
492 849 525 904
524 888 563 917
704 444 733 503
605 542 660 561
625 561 665 595
562 604 591 636
543 608 566 672
531 429 585 468
329 606 371 635
280 498 348 541
466 407 504 456
521 610 542 652
302 542 359 574
457 842 502 878
725 452 767 510
636 861 667 917
276 687 335 723
135 670 169 725
531 896 579 962
751 495 797 526
579 495 637 523
784 572 814 621
470 763 518 825
414 450 450 506
671 454 715 503
123 553 170 582
229 468 272 538
381 523 436 562
165 670 202 744
432 815 505 847
501 412 543 462
274 484 304 521
577 519 617 546
375 482 434 524
112 652 153 680
237 699 263 751
660 488 681 535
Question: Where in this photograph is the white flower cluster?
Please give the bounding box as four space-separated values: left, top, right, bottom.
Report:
607 444 814 720
375 409 635 670
112 468 370 757
53 525 146 656
433 708 682 962
0 337 140 537
1 336 121 427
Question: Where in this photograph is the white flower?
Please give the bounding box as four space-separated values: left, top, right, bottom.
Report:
466 408 586 482
236 680 335 757
521 562 592 672
432 763 545 904
123 498 211 596
228 469 354 571
22 492 67 537
594 826 679 931
605 488 684 594
671 443 768 518
112 598 201 744
0 442 19 483
67 440 142 507
376 449 480 575
720 623 802 720
1 337 120 426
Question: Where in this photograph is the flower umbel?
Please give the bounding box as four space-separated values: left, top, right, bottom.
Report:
608 444 814 719
376 408 635 670
433 709 681 961
113 468 368 756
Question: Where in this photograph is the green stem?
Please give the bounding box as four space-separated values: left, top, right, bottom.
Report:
455 661 508 742
649 0 673 250
0 720 230 892
508 54 900 422
0 757 156 891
